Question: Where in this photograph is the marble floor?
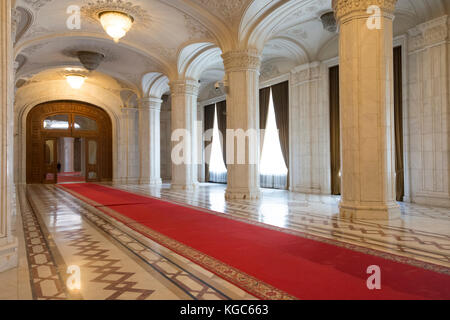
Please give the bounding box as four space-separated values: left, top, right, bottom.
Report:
2 182 449 300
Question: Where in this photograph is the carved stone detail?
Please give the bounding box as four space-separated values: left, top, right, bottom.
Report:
408 15 449 52
333 0 397 22
140 97 163 111
11 8 20 41
192 0 249 21
22 0 52 11
170 79 199 97
184 14 212 40
260 63 280 81
291 63 321 85
222 49 261 73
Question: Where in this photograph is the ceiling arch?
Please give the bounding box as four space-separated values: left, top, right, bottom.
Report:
142 72 171 99
177 42 223 80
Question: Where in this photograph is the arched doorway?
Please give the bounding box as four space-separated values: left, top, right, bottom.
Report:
26 101 112 184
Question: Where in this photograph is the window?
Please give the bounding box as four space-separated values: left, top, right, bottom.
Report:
209 106 227 183
43 114 69 130
260 89 288 189
74 115 98 131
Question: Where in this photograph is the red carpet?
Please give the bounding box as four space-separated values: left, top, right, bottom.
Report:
59 183 450 300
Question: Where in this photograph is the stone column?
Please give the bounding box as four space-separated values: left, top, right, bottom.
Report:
62 137 75 173
0 0 18 272
139 97 162 185
169 79 199 190
222 49 261 200
334 0 400 219
122 107 140 184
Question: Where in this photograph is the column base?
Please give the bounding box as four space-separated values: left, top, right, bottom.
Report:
225 187 261 200
412 192 450 208
0 237 18 273
139 178 163 185
339 201 401 220
171 183 198 191
126 178 140 185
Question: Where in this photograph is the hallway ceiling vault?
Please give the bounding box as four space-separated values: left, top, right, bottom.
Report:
13 0 450 103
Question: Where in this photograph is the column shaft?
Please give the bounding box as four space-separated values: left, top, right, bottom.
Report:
140 97 162 185
222 49 261 200
334 0 400 219
170 79 199 190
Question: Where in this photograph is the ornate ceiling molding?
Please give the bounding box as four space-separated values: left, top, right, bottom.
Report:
184 14 212 40
13 6 34 44
22 0 53 11
81 0 152 30
192 0 249 22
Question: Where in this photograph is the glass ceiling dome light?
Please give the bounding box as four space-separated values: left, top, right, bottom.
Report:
65 74 86 89
99 11 134 43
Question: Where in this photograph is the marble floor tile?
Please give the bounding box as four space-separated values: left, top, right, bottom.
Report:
2 183 449 300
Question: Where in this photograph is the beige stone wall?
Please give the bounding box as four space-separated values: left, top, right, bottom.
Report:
407 15 450 207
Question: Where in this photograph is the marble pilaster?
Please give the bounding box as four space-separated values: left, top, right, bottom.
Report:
289 62 331 195
407 15 450 207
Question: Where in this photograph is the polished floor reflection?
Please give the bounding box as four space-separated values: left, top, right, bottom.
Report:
119 183 450 267
3 183 450 300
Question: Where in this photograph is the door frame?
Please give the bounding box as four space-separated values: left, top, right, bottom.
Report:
26 101 112 184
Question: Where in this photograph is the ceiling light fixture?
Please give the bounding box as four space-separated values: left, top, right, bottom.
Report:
320 11 337 33
77 51 105 71
99 11 134 43
65 74 86 89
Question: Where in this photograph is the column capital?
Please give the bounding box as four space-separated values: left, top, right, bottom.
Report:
222 49 261 73
140 97 163 111
121 106 139 115
333 0 397 23
169 79 199 97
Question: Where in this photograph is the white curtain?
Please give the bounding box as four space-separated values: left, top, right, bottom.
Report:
209 106 227 183
260 89 288 189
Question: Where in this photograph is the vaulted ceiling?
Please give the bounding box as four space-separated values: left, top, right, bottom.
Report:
13 0 449 103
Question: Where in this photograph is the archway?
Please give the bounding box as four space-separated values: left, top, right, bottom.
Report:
26 101 113 184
